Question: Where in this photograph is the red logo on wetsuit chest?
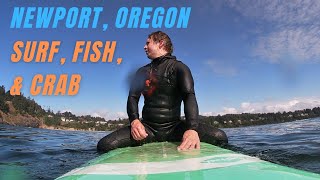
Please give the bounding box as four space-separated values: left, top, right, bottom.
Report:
145 79 151 87
144 71 157 96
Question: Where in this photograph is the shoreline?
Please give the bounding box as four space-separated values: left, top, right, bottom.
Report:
0 122 112 132
40 124 92 131
1 116 315 132
38 124 110 132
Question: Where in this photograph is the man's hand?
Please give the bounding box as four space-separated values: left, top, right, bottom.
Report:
177 130 200 151
131 119 148 141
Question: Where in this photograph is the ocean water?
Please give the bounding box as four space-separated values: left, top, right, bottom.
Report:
0 117 319 179
226 117 320 174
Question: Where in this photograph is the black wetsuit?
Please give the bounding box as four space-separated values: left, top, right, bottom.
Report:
97 55 228 152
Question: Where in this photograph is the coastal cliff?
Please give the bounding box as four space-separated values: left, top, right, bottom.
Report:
0 101 42 128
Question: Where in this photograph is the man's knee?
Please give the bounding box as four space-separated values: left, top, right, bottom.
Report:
97 127 132 153
97 135 118 153
214 128 228 144
198 123 228 145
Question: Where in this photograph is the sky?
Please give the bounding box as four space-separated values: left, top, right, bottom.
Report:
1 0 320 120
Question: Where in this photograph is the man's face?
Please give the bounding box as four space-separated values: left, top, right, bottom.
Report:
144 38 160 59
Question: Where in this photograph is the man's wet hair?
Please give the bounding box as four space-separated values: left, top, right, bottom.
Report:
148 31 173 54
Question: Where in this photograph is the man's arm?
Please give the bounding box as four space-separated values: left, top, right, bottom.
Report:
127 68 144 122
127 68 148 140
176 62 200 150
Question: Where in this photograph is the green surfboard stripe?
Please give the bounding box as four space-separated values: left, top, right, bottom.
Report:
56 142 320 180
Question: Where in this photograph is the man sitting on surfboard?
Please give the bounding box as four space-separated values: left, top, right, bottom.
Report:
97 31 228 152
